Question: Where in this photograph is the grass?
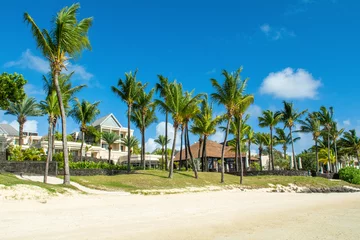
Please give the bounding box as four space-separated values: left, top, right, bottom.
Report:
0 173 76 194
70 170 357 194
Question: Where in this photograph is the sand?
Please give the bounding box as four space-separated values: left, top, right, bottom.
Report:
1 189 360 240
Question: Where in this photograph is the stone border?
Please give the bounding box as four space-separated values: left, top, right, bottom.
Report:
0 161 58 176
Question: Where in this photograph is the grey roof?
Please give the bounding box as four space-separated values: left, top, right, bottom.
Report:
91 114 111 127
0 124 19 136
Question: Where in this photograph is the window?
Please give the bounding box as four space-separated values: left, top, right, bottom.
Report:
102 144 108 149
120 134 124 138
121 146 124 152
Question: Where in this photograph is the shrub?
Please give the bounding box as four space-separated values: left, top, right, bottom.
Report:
59 161 128 170
339 167 360 184
7 145 24 161
250 162 261 171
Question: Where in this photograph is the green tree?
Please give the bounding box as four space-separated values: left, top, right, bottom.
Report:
258 110 282 170
244 127 255 172
102 132 120 163
0 72 27 110
253 132 267 171
69 99 101 161
278 101 307 170
85 126 102 145
154 135 171 170
274 128 300 162
121 136 140 164
24 3 93 184
211 68 242 183
339 129 360 163
5 97 42 146
330 121 344 173
111 70 144 173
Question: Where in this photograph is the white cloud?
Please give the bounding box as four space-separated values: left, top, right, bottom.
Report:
343 119 351 126
206 68 216 75
9 120 38 133
246 104 262 119
294 131 313 153
260 24 271 34
145 138 157 153
209 127 225 143
260 24 295 40
4 49 94 81
24 84 45 96
259 68 322 99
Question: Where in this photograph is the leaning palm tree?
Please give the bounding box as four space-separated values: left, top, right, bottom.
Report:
154 135 171 170
111 70 144 173
274 128 300 162
253 132 266 171
102 132 121 163
298 113 321 172
24 3 93 184
131 106 157 169
258 110 282 170
155 75 171 170
277 101 307 170
39 92 59 183
5 97 42 146
339 129 360 163
121 135 140 166
69 99 100 161
330 121 344 173
211 68 242 183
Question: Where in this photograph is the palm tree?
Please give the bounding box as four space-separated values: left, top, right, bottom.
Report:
102 132 120 163
155 75 171 170
39 92 59 183
131 105 157 169
254 132 266 171
244 127 255 170
191 96 222 172
339 129 360 163
111 70 144 173
277 101 307 170
330 121 344 173
274 128 300 163
121 136 140 166
5 97 42 147
211 68 242 183
154 135 171 170
298 113 321 172
69 99 100 161
258 110 282 170
24 3 92 184
316 106 334 172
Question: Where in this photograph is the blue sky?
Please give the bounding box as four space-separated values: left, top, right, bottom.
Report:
1 0 359 154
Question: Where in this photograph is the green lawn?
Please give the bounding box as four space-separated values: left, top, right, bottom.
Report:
0 173 76 194
70 170 356 193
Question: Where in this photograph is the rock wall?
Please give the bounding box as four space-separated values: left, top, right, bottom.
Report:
0 161 58 176
66 169 130 176
0 152 6 162
236 170 310 176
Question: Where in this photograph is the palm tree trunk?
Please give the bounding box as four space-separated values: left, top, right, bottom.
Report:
185 126 188 171
314 139 318 172
54 72 70 185
238 117 243 184
108 148 111 163
270 127 274 171
179 126 184 170
161 147 164 170
327 132 331 173
165 112 168 171
198 137 202 158
334 139 338 173
127 104 131 173
259 147 263 171
52 120 56 156
168 123 178 178
235 138 238 172
18 121 24 147
186 125 198 178
203 135 207 172
289 127 297 171
221 118 231 183
44 119 52 183
80 130 85 161
248 140 251 170
142 129 146 170
283 146 287 161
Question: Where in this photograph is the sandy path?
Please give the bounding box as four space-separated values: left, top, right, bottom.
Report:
1 191 359 240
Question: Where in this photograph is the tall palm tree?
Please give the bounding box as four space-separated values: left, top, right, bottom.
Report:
39 92 59 183
191 96 222 172
278 101 307 170
111 70 144 173
155 75 171 170
298 113 321 172
211 68 242 183
24 3 92 184
258 110 282 170
102 132 120 163
69 99 100 161
339 129 360 163
5 97 42 147
154 135 171 170
131 106 157 169
316 106 334 172
330 121 344 173
244 127 255 170
253 132 266 171
274 128 300 163
121 136 140 167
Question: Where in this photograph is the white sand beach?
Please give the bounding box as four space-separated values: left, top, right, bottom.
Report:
1 188 359 240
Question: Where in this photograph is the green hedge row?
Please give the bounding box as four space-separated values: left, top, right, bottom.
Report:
339 167 360 184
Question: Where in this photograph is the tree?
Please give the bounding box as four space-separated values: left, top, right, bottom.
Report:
330 121 344 173
121 136 140 165
5 97 42 147
39 92 60 183
111 70 144 173
244 127 255 172
258 110 282 170
298 113 321 172
85 125 102 145
339 129 360 163
211 68 242 183
102 132 120 163
274 128 300 162
318 148 335 169
154 135 171 170
24 3 93 184
278 101 307 170
70 99 100 161
155 75 171 170
253 132 266 171
0 72 27 110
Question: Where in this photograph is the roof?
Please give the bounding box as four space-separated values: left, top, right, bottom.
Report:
91 113 123 128
174 140 258 161
0 124 19 136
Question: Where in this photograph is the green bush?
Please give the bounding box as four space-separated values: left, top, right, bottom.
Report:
339 167 360 184
59 161 128 170
250 162 261 171
7 146 45 161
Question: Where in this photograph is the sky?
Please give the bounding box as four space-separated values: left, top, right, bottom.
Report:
1 0 360 155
